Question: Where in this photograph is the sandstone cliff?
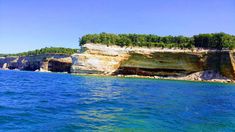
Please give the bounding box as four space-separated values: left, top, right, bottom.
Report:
71 43 235 81
0 54 72 72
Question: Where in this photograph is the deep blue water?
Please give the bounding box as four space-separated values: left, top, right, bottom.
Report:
1 70 235 132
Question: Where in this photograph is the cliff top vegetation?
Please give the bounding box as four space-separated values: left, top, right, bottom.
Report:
0 47 78 57
80 32 235 50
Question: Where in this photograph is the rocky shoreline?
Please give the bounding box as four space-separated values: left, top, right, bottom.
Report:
0 67 233 83
72 71 234 83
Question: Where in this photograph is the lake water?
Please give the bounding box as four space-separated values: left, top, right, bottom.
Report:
0 70 235 131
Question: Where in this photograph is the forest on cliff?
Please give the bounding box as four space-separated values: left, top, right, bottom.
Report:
80 32 235 49
0 47 78 57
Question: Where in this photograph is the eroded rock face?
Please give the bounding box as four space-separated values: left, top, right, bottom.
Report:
71 44 130 74
219 51 235 80
71 43 235 80
0 57 18 69
43 57 72 72
117 52 204 76
0 54 72 72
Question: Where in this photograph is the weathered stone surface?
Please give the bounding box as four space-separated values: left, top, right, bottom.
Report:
219 51 235 79
0 57 18 69
71 44 130 74
47 58 72 72
117 52 204 76
71 43 235 80
0 54 72 72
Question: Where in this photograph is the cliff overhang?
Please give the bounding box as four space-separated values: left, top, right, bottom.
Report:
71 43 235 82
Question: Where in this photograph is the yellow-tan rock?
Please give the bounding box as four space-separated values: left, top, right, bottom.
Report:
71 43 235 80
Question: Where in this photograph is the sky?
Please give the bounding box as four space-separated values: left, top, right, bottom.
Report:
0 0 235 53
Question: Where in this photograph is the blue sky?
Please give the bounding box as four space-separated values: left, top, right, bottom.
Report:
0 0 235 53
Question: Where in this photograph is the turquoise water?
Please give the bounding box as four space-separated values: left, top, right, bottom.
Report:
0 70 235 131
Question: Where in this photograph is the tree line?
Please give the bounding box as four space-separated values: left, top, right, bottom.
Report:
80 32 235 49
0 47 78 57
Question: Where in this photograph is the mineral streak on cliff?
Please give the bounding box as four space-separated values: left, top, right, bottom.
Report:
71 43 235 81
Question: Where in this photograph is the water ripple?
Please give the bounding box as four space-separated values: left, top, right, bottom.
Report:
0 70 235 131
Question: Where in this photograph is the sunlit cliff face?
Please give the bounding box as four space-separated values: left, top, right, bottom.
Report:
71 44 235 80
